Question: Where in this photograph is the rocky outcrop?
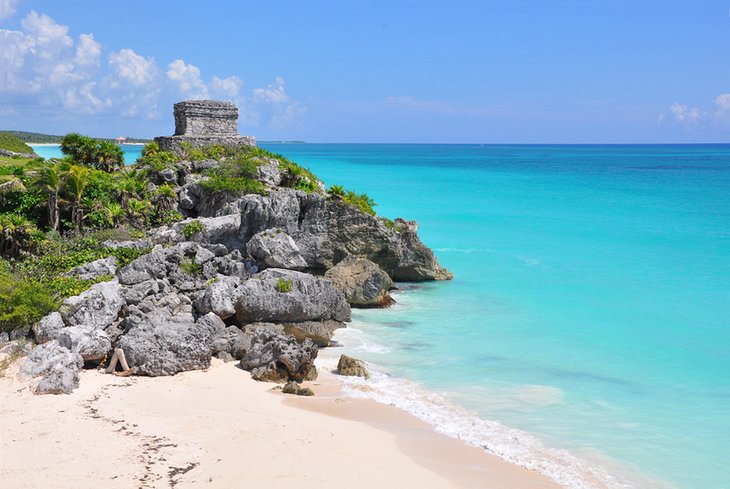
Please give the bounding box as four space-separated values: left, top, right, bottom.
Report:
59 280 125 330
282 320 342 347
324 256 393 307
32 312 64 344
57 326 111 361
116 310 216 377
235 269 350 324
239 327 318 382
246 229 307 270
65 256 117 281
337 354 370 379
21 341 84 395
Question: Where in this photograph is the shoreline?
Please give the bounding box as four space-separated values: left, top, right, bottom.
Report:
0 358 559 488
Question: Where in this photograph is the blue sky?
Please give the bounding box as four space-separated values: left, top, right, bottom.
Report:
0 0 729 143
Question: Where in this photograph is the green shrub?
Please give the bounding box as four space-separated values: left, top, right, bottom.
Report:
276 277 293 293
0 271 58 333
182 220 204 238
179 257 202 276
343 190 377 215
329 184 345 198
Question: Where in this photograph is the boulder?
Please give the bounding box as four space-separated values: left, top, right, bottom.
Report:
194 276 242 320
324 256 393 307
116 310 214 376
118 247 170 285
21 341 83 395
337 354 370 379
235 269 350 324
210 325 252 360
32 312 64 344
56 326 111 361
59 280 125 329
282 381 314 396
282 320 343 347
246 229 307 270
66 256 118 281
239 328 318 382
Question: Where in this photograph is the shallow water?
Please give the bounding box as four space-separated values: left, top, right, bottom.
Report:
32 142 730 488
264 144 730 489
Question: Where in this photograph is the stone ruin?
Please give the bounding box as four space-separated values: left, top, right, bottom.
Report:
155 100 256 156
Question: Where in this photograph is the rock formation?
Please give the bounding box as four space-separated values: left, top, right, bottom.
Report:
155 100 256 156
19 100 452 395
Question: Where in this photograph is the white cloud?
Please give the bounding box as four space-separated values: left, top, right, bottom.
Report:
253 76 288 103
714 93 730 112
167 59 209 99
669 103 701 123
0 0 20 21
109 48 157 87
210 75 242 99
0 10 305 131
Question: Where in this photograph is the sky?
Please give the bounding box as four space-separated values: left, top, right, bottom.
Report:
0 0 729 143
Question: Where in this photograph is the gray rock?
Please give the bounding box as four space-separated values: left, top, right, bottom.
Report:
235 269 350 324
32 312 65 344
36 364 80 395
282 381 314 396
283 320 344 347
59 280 125 330
210 325 252 360
56 326 111 361
256 158 282 187
194 247 216 265
122 279 159 305
337 354 370 379
159 168 178 184
194 276 242 320
239 328 318 383
116 310 214 376
246 229 307 270
118 247 169 285
66 256 117 281
21 341 83 395
324 255 393 307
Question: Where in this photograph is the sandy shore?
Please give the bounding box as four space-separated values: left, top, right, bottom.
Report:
0 359 559 489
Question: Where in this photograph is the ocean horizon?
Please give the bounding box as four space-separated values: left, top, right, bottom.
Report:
29 142 730 488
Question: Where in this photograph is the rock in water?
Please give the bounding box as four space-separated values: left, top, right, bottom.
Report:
337 354 370 379
324 255 393 307
239 328 318 382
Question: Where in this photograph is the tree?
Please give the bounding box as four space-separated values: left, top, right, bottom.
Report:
64 165 89 234
0 213 34 258
96 141 124 172
153 184 177 213
35 165 62 232
60 133 124 172
126 198 151 228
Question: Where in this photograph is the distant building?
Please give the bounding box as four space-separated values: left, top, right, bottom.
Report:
115 136 127 144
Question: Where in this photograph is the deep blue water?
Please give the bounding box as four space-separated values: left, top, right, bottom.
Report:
31 143 730 488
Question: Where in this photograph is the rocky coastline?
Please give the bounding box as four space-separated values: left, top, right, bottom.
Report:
15 100 452 395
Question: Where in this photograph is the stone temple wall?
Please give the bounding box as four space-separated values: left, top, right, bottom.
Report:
155 100 255 155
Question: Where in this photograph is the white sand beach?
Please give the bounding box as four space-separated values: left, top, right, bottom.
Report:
0 359 559 489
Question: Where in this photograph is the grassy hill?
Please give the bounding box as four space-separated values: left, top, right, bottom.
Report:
0 133 35 154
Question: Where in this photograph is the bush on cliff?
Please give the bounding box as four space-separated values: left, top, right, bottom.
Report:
60 133 125 172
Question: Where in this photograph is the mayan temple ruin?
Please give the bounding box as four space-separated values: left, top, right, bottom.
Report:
155 100 256 156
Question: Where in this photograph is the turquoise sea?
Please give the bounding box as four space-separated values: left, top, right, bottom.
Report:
32 143 730 488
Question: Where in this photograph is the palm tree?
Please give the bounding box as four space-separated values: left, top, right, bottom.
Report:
154 184 178 213
0 213 33 258
116 169 146 211
96 141 124 172
64 165 89 234
102 201 125 227
126 198 151 228
35 165 62 232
